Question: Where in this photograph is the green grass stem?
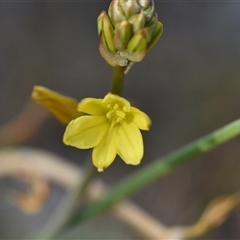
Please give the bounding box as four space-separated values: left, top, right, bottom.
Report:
67 118 240 226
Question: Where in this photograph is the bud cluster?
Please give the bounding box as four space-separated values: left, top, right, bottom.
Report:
97 0 163 67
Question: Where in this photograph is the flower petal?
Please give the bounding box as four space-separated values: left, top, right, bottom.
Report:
131 107 151 130
63 115 108 149
78 98 107 115
116 122 143 165
103 93 131 112
92 128 117 172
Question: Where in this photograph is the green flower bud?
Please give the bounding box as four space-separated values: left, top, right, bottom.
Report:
98 11 116 53
114 20 133 50
97 0 163 68
147 20 163 51
128 11 145 33
127 28 150 53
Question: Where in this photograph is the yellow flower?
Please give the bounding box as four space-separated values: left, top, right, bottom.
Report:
63 93 151 172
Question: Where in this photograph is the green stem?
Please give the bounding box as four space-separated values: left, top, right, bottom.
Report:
110 66 126 95
67 118 240 226
76 160 97 201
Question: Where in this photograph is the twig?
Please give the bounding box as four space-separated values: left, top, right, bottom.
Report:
1 148 239 239
0 101 49 147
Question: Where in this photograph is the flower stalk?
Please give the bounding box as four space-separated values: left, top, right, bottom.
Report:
110 66 127 95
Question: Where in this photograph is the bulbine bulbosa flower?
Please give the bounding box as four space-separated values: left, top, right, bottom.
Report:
97 0 163 67
63 93 151 172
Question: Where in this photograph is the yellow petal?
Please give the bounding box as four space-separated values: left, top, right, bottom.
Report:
116 122 143 165
92 128 117 172
103 93 131 112
78 98 107 115
131 106 151 130
31 86 81 125
63 116 108 149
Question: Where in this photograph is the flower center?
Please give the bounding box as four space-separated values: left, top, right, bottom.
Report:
106 103 127 122
106 103 127 132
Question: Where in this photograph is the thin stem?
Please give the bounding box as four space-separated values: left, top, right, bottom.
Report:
75 159 97 202
67 118 240 226
110 66 127 95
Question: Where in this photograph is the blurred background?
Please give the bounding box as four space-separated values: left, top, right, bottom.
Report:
0 1 240 239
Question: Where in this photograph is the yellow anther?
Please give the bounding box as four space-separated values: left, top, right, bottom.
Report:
116 110 126 119
106 103 126 124
106 109 115 119
113 103 119 109
123 106 128 112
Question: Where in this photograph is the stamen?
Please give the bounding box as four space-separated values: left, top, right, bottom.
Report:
106 103 127 131
113 103 119 109
116 110 126 119
106 109 115 119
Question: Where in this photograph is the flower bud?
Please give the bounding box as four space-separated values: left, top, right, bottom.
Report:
114 20 133 50
127 28 150 53
31 86 83 125
97 0 163 68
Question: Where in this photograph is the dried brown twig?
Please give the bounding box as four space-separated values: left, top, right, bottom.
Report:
0 98 239 237
9 173 50 214
0 100 49 147
88 181 240 239
0 148 239 239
